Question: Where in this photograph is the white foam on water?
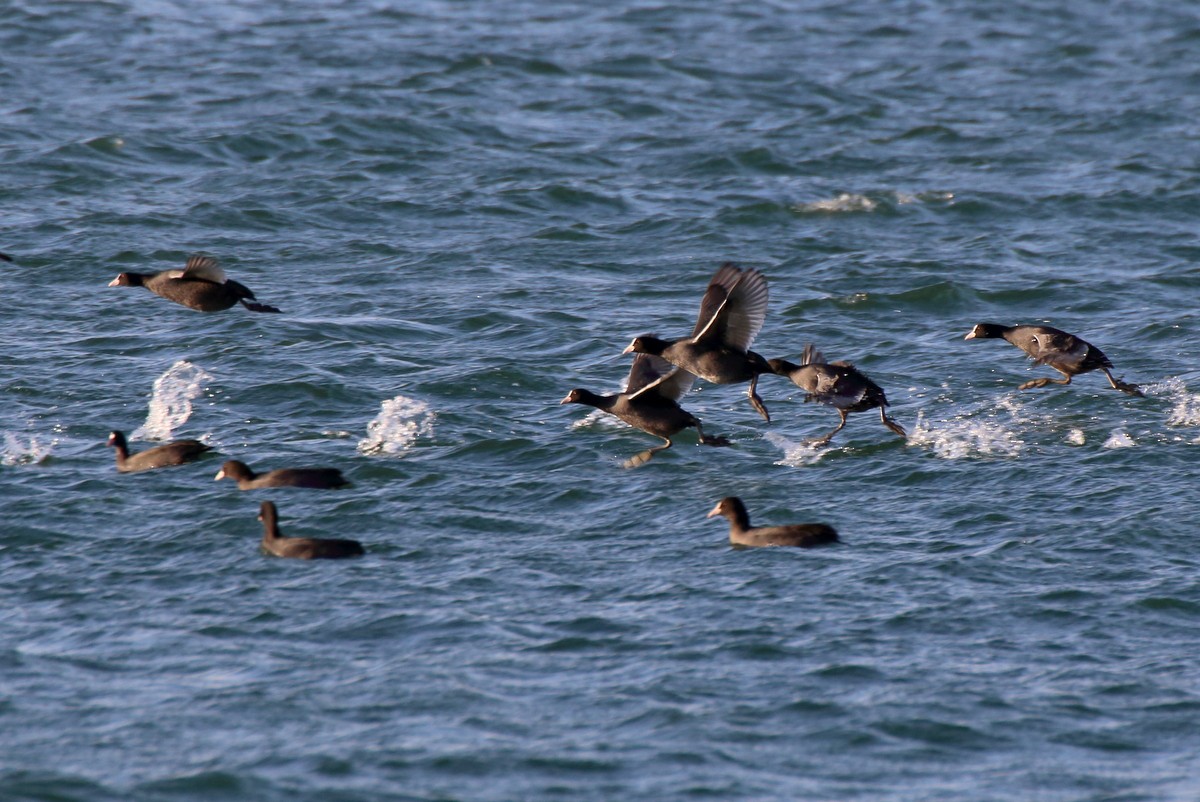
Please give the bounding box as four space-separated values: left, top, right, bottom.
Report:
1064 428 1086 446
1148 377 1200 428
906 402 1027 460
571 408 625 430
2 432 54 466
131 361 214 441
765 432 831 467
797 190 954 213
797 193 878 213
1103 429 1136 449
358 395 436 456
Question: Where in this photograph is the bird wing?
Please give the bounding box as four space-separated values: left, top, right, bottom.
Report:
690 264 769 351
802 343 826 366
176 255 227 284
1024 327 1087 364
626 353 696 402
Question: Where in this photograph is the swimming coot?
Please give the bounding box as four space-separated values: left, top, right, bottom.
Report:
964 323 1142 396
561 353 729 468
258 501 365 559
706 496 839 548
215 460 349 490
108 255 281 313
107 430 212 473
768 343 906 445
623 263 773 421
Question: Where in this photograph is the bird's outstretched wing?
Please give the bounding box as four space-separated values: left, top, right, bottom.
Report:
690 263 769 352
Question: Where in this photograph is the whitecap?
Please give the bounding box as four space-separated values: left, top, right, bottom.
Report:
1064 428 1086 446
797 193 878 213
1 432 54 466
358 395 435 456
131 361 214 441
1103 430 1136 449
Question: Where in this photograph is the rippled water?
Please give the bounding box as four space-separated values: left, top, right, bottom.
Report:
4 2 1200 800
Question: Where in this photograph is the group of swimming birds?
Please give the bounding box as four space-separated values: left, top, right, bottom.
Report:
559 262 1144 548
81 254 1142 555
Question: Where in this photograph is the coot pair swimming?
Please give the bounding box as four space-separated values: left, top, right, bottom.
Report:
108 433 349 488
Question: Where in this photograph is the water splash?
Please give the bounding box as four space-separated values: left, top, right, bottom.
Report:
1065 429 1086 446
797 193 878 213
358 395 435 456
765 432 830 467
571 408 625 430
795 190 954 214
1 432 54 466
907 405 1026 459
1103 430 1136 449
131 361 214 441
1148 377 1200 428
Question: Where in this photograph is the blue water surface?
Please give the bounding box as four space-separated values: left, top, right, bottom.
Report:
3 2 1200 800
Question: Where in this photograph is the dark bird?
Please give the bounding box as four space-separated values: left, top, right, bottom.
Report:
768 344 906 445
108 255 281 313
258 501 365 560
107 430 212 473
706 496 839 548
561 353 729 468
623 263 773 421
215 460 350 490
964 323 1142 396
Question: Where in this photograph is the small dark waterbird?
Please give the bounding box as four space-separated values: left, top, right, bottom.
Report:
561 353 729 468
768 344 906 445
623 263 773 421
107 430 212 473
964 323 1142 396
706 497 839 548
215 460 349 490
257 501 365 560
109 254 281 313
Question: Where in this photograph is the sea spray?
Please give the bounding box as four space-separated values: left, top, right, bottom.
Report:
907 406 1026 459
358 395 435 456
1154 377 1200 428
1 432 53 466
765 432 830 467
131 361 214 441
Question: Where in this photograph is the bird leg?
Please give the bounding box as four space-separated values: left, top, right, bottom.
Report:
1019 371 1071 390
879 407 907 438
624 437 672 469
746 375 770 422
695 422 730 448
1101 368 1143 397
805 409 848 446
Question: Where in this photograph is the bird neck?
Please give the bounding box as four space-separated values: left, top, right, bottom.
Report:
574 389 615 410
636 336 671 355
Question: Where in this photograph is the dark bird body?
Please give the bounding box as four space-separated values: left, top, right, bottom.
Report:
964 323 1141 396
215 460 349 490
107 430 212 473
624 263 773 421
768 344 906 445
561 353 729 468
706 497 839 548
258 501 365 560
109 255 281 313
